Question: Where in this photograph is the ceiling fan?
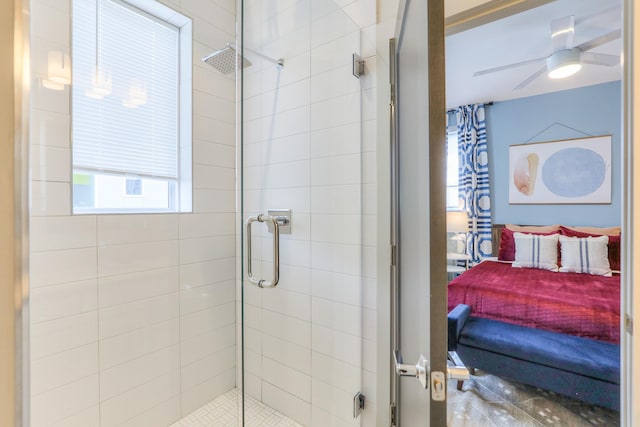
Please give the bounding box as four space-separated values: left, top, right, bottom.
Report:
473 15 621 90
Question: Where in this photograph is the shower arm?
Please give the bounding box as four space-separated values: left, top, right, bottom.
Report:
230 42 284 68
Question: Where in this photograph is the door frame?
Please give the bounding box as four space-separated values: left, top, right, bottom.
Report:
623 1 638 424
377 0 637 426
2 1 17 425
8 0 30 426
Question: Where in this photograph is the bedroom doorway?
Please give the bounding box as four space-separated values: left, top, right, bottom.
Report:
443 0 624 426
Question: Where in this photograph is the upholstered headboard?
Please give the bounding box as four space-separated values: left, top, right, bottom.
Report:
491 224 505 258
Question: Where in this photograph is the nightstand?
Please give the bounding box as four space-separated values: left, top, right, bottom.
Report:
447 252 471 275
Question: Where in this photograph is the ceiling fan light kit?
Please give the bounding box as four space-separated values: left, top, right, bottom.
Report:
472 13 620 90
547 48 582 79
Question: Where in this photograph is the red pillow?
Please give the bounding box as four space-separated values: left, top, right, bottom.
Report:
498 228 559 261
560 226 621 271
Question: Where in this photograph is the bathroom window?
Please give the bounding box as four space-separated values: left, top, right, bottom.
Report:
446 127 460 210
72 0 192 214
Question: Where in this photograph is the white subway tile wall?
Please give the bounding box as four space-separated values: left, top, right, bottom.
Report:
29 0 237 426
241 1 377 426
30 0 377 426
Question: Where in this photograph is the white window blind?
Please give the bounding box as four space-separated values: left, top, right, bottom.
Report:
72 0 179 179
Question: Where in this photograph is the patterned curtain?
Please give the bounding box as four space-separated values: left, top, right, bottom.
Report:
456 104 492 264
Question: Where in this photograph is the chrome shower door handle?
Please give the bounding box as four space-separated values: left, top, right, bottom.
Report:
246 214 285 288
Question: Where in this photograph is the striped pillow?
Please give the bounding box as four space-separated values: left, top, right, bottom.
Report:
559 235 611 276
512 232 559 271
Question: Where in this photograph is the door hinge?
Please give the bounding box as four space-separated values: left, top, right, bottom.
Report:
391 245 397 267
353 53 365 79
390 403 397 426
353 392 365 418
626 314 633 335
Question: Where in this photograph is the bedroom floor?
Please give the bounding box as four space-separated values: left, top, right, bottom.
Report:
448 370 620 426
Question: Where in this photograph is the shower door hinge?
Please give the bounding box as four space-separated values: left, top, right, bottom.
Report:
626 314 633 335
390 403 397 426
353 392 365 418
353 53 365 79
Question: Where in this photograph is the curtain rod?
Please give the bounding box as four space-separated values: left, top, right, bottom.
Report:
447 101 494 115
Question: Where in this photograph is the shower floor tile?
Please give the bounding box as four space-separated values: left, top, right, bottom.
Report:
170 388 302 427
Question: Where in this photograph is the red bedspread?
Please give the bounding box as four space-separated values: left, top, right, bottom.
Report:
448 261 620 343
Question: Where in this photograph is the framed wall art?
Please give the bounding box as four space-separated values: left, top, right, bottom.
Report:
509 135 611 204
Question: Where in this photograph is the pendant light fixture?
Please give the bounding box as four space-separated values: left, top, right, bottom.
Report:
85 0 112 99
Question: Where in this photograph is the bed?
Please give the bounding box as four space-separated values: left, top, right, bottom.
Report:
447 223 621 409
447 259 620 343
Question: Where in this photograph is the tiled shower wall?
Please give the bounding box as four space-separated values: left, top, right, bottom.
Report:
241 1 378 425
29 0 237 425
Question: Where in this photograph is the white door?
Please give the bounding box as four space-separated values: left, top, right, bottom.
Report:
390 0 449 425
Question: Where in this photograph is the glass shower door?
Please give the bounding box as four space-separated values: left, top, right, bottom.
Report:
240 1 373 425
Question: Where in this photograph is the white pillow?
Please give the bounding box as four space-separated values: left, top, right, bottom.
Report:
559 235 611 276
512 232 559 271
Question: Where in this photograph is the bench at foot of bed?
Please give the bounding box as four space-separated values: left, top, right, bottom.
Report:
448 304 620 411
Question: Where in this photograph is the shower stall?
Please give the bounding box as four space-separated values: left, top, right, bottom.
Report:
27 0 378 425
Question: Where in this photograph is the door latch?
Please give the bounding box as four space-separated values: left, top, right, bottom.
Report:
393 350 428 388
431 371 446 401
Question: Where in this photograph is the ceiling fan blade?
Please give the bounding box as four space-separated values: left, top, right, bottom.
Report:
550 15 575 52
514 66 547 90
581 52 620 66
474 57 546 77
576 29 621 51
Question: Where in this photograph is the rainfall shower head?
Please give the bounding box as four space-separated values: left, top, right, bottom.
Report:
202 44 251 75
202 43 284 74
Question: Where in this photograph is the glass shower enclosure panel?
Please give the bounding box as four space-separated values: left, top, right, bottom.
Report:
241 1 372 425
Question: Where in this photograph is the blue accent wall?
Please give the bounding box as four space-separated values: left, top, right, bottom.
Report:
485 80 621 227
